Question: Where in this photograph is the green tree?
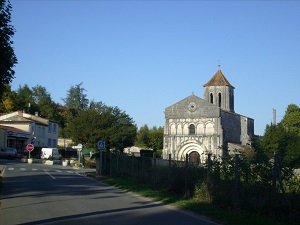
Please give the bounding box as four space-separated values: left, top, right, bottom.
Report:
0 0 17 99
32 85 55 119
260 123 300 168
67 106 136 150
66 109 103 148
14 84 38 113
54 103 71 138
62 82 89 117
281 104 300 137
148 126 164 150
135 125 163 150
106 106 137 151
135 125 150 148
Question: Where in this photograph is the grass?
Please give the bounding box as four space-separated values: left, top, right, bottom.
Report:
97 176 291 225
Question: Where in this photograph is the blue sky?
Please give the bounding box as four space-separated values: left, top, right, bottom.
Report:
9 0 300 135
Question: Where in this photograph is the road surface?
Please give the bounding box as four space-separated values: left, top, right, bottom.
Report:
0 159 220 225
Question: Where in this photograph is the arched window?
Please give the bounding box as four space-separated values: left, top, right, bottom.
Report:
218 93 221 107
189 124 195 135
210 93 213 104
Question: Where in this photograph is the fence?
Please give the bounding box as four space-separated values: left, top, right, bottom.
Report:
96 151 300 220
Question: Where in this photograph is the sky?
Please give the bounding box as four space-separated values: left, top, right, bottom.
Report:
9 0 300 136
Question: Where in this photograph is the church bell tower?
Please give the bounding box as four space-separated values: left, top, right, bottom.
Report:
203 68 235 112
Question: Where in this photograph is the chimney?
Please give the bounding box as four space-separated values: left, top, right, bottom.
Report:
18 110 23 117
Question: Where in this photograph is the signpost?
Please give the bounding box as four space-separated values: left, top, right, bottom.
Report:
98 141 105 175
72 143 83 164
26 143 34 159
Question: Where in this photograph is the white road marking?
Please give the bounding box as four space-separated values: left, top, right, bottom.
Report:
5 167 84 178
43 169 56 179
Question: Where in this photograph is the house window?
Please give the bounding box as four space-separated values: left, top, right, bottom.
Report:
48 123 52 132
48 138 51 147
52 139 57 147
189 124 195 135
218 93 222 107
210 93 213 104
53 124 57 133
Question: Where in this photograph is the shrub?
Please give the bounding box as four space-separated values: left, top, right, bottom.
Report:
84 159 96 168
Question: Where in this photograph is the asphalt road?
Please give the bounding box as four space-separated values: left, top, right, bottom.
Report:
0 159 220 225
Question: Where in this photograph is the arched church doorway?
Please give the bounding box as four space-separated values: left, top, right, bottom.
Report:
189 151 200 164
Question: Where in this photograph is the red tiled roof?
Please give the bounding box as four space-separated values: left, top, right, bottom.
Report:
203 69 234 88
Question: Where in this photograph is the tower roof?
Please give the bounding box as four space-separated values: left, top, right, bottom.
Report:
203 69 235 88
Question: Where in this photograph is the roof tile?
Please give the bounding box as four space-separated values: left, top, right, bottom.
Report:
204 69 234 88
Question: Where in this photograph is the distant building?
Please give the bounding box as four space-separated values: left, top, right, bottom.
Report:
163 69 254 163
0 111 58 155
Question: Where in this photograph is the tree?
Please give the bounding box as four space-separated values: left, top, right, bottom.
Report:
66 109 103 148
148 126 164 150
135 125 163 150
260 123 300 168
106 106 137 151
67 106 136 150
135 125 150 148
14 84 38 113
62 82 89 117
32 85 55 119
0 0 17 99
281 104 300 137
0 83 17 112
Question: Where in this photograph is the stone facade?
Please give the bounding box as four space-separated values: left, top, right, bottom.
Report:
163 69 254 163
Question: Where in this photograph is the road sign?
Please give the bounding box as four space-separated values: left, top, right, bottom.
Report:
26 144 34 152
72 143 83 151
98 141 105 149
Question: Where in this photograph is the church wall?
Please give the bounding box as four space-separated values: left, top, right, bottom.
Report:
240 116 254 145
221 112 254 146
162 117 223 161
221 111 241 144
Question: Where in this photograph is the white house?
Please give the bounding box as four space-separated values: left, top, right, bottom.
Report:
0 111 59 155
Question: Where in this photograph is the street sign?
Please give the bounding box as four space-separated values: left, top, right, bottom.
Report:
26 144 34 152
72 143 83 151
98 141 105 149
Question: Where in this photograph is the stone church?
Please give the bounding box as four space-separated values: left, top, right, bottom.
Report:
162 69 254 163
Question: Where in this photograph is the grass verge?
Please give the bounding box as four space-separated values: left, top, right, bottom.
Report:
97 176 291 225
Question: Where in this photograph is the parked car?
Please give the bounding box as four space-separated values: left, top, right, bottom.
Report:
41 148 62 160
0 147 17 159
